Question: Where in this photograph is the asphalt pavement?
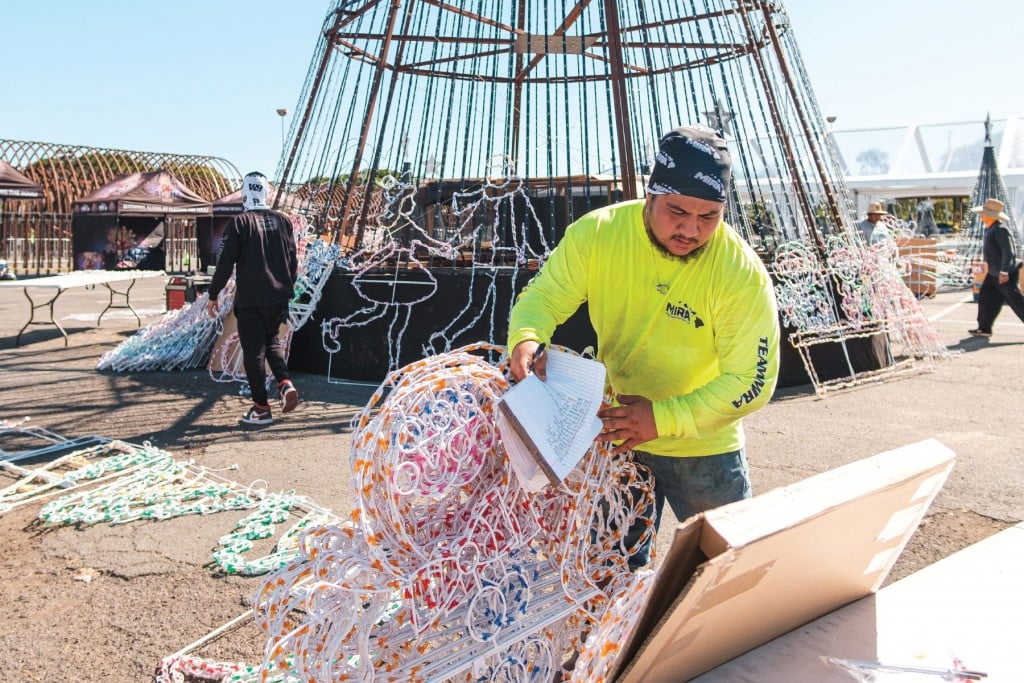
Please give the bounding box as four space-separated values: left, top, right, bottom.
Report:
0 274 1021 567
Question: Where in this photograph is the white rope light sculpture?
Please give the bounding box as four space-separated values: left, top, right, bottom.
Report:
321 170 552 379
772 230 953 395
96 285 231 372
97 216 327 377
252 345 655 682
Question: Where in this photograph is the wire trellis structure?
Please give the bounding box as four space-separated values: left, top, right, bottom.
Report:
275 0 858 254
0 140 242 274
0 138 240 214
271 0 951 394
0 139 241 215
951 116 1020 288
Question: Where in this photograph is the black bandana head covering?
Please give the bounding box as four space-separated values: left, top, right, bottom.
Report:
242 171 270 211
647 125 731 203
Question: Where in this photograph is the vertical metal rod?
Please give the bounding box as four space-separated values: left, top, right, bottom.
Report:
756 1 844 238
510 0 528 169
603 0 638 200
737 5 823 258
275 11 346 216
353 1 418 249
339 0 405 240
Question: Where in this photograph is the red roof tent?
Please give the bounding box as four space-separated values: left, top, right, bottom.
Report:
70 169 211 271
72 169 211 216
0 160 44 200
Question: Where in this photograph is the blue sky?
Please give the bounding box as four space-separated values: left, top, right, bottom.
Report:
2 1 1021 178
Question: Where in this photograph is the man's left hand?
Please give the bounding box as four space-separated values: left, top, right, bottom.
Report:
597 394 658 455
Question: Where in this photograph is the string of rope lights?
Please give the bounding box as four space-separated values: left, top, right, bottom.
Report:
251 345 655 682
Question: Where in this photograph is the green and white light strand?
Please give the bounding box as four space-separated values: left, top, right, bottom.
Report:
0 440 168 515
39 457 258 527
212 493 339 576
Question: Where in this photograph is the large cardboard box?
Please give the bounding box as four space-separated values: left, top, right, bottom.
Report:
971 260 987 301
970 260 1024 296
896 237 938 297
209 309 240 374
613 439 955 683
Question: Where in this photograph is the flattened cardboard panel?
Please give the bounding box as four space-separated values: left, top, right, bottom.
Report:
704 440 954 550
615 439 955 683
209 310 239 373
695 522 1024 681
208 310 289 374
616 517 705 672
688 559 774 617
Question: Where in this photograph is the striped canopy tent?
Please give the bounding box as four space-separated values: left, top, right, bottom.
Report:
72 169 212 217
0 160 45 270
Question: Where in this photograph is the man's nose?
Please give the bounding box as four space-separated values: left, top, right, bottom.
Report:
675 215 699 237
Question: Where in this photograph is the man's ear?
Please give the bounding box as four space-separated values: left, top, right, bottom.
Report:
644 195 655 215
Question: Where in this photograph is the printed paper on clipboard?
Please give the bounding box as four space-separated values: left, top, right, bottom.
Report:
496 348 606 491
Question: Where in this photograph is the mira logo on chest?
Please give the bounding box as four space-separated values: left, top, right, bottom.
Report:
665 301 704 328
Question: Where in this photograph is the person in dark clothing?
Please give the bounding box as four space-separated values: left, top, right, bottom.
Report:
206 172 299 425
969 198 1024 338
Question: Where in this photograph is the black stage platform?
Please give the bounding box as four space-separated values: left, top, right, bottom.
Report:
290 267 887 390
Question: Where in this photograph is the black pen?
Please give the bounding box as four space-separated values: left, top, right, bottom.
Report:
530 342 546 373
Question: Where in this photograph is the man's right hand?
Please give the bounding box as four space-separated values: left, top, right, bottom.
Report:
509 341 547 382
206 299 219 318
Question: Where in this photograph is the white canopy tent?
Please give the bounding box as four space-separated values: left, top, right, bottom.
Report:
831 116 1023 224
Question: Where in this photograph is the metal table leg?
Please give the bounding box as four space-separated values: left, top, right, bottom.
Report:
16 287 69 346
98 278 143 327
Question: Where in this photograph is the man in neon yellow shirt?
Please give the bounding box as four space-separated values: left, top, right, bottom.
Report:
508 125 780 568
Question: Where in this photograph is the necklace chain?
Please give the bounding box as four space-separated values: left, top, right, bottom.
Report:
645 209 682 296
654 257 680 295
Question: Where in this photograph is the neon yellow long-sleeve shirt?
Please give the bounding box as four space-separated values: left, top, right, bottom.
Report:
508 199 780 457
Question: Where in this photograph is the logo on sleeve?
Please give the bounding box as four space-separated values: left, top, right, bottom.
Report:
731 337 770 408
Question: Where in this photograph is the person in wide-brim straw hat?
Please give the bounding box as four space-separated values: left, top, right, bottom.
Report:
970 197 1010 222
968 197 1024 337
857 201 888 245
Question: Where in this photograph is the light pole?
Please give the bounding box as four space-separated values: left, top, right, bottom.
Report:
276 108 288 154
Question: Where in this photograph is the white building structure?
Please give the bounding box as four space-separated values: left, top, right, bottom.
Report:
831 116 1023 228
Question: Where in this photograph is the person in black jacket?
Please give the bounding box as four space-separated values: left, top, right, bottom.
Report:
206 172 299 425
969 198 1024 337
